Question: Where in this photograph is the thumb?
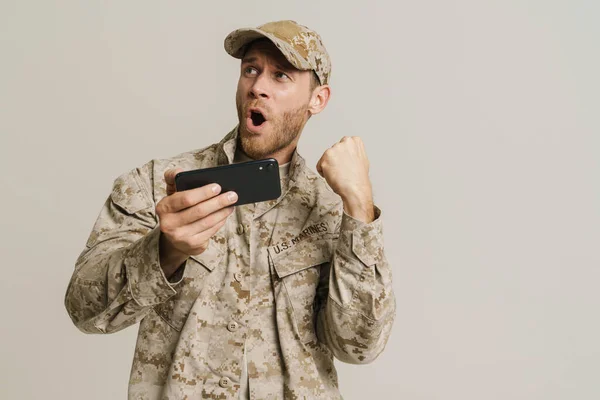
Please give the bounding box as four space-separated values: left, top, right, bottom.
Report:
165 168 184 196
316 156 325 178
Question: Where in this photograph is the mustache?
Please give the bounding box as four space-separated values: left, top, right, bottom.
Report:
243 101 271 114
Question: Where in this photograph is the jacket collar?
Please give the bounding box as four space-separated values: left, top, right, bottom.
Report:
216 125 306 193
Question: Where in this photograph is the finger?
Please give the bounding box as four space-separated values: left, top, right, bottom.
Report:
316 155 324 177
354 136 365 150
179 205 234 238
176 190 237 225
165 168 184 186
165 168 185 196
189 218 228 253
159 183 223 214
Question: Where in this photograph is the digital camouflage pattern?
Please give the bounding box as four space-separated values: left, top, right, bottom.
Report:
65 126 396 399
224 20 332 86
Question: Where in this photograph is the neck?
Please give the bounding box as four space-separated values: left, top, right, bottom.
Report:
235 137 297 166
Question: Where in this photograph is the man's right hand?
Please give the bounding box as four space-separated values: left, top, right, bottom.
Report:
156 168 237 277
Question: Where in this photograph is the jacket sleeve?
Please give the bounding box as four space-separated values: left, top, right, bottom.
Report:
64 163 180 334
315 205 396 364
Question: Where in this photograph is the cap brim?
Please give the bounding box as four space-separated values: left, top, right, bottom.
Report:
224 28 311 71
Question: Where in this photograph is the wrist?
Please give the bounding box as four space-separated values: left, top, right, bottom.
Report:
159 232 189 278
342 195 375 223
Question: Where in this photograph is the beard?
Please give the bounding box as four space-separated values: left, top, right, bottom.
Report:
236 97 308 160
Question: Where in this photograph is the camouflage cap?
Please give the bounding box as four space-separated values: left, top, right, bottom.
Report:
224 20 331 85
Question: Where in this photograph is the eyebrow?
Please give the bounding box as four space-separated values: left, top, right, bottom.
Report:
241 56 296 73
274 62 295 73
241 56 258 64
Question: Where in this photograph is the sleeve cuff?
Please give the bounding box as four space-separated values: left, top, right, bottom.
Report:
124 225 178 306
338 205 385 267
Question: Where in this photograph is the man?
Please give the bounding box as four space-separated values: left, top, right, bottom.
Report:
65 20 396 399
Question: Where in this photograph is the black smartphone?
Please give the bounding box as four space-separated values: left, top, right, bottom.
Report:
174 158 281 206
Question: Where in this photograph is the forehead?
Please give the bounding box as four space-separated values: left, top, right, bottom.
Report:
242 40 297 70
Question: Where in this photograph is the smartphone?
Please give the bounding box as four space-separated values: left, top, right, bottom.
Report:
174 158 281 206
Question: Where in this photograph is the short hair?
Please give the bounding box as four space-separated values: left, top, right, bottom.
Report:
309 70 321 92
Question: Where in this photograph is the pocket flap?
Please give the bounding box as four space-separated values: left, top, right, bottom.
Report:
189 234 226 272
269 236 333 278
110 172 152 215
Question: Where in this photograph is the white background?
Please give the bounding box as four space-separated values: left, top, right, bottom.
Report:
1 1 598 399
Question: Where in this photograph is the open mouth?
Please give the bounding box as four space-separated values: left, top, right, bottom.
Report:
249 109 267 127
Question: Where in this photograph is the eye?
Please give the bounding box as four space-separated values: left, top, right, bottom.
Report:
244 66 258 76
275 71 290 81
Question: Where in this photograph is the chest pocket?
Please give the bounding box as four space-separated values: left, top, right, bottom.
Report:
270 235 334 343
153 236 225 331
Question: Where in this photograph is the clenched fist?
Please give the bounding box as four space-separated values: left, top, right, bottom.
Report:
155 168 237 278
316 136 375 223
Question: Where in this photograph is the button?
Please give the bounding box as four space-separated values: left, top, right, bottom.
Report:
236 224 245 235
227 321 239 332
219 376 231 388
234 272 243 282
359 276 365 281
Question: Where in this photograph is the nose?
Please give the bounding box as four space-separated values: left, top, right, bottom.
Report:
249 73 270 100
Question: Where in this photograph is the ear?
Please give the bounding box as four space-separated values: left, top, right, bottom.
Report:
308 85 331 116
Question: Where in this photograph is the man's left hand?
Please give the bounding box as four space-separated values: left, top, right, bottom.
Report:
316 136 375 223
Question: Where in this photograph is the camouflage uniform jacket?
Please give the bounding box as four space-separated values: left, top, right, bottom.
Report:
65 126 396 399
